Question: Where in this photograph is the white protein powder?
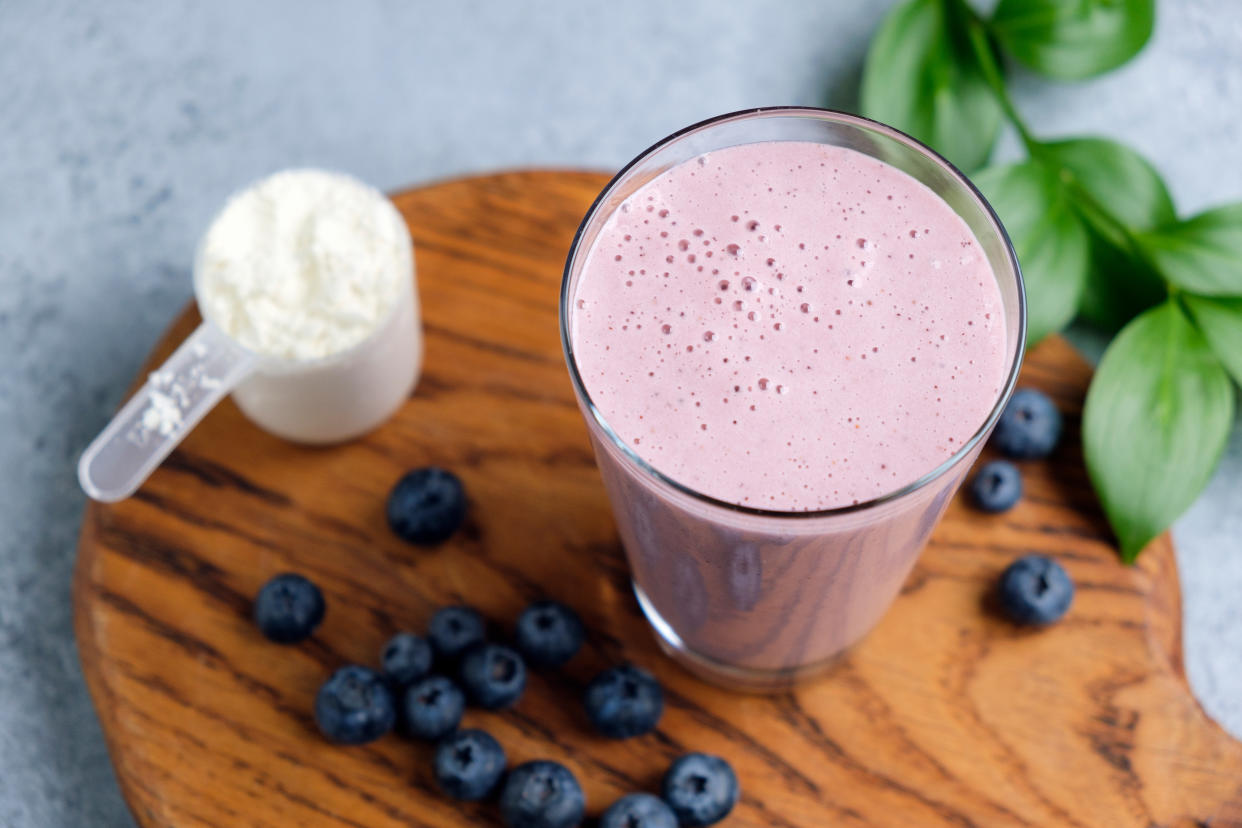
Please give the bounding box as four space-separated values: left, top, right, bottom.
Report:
196 169 409 361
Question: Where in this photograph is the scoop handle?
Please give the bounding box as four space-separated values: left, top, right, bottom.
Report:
78 321 257 502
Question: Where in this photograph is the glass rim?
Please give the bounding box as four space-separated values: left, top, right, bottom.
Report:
559 106 1026 520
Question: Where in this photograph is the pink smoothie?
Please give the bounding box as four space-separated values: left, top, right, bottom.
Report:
572 141 1006 510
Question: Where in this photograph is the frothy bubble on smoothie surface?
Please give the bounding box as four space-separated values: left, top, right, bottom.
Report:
571 142 1006 511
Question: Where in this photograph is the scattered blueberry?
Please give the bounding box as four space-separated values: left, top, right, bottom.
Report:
460 643 527 710
993 388 1063 459
499 760 585 828
969 460 1022 513
584 664 663 739
387 466 467 545
314 665 396 745
380 632 433 688
402 675 465 741
434 728 507 801
997 554 1074 626
600 792 678 828
514 600 585 668
253 573 325 644
428 605 487 663
661 753 739 827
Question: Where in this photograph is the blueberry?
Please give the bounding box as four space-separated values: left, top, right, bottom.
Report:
992 388 1062 459
387 467 467 544
997 554 1074 626
584 664 663 739
600 792 678 828
402 675 465 741
433 728 507 801
428 605 487 663
380 632 433 687
460 643 527 710
314 665 395 745
969 460 1022 513
661 753 739 827
253 573 325 644
514 600 584 668
499 760 585 828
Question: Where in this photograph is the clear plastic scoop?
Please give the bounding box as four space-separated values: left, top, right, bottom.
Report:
77 321 257 502
78 168 422 504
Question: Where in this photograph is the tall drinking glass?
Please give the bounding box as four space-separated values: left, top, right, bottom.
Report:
560 108 1025 690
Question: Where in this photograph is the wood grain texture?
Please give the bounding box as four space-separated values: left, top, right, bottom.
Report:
76 171 1242 827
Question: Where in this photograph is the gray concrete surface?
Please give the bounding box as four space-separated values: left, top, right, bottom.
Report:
0 1 1238 824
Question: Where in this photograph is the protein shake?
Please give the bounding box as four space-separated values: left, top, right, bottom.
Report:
562 110 1023 687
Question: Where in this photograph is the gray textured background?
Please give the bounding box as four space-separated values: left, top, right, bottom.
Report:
1 1 1238 824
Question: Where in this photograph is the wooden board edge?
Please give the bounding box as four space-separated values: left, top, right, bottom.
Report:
74 513 161 826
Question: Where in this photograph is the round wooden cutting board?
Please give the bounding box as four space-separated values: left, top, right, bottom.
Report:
75 171 1242 827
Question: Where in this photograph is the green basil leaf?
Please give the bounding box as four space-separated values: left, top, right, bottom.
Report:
973 160 1089 345
1038 137 1175 244
1138 204 1242 296
1083 301 1234 562
1183 294 1242 385
861 0 1003 172
1035 138 1174 332
1076 225 1166 333
991 0 1155 80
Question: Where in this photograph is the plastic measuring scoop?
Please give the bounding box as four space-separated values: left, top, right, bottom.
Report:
78 321 258 502
78 269 419 503
78 274 419 503
78 168 421 504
